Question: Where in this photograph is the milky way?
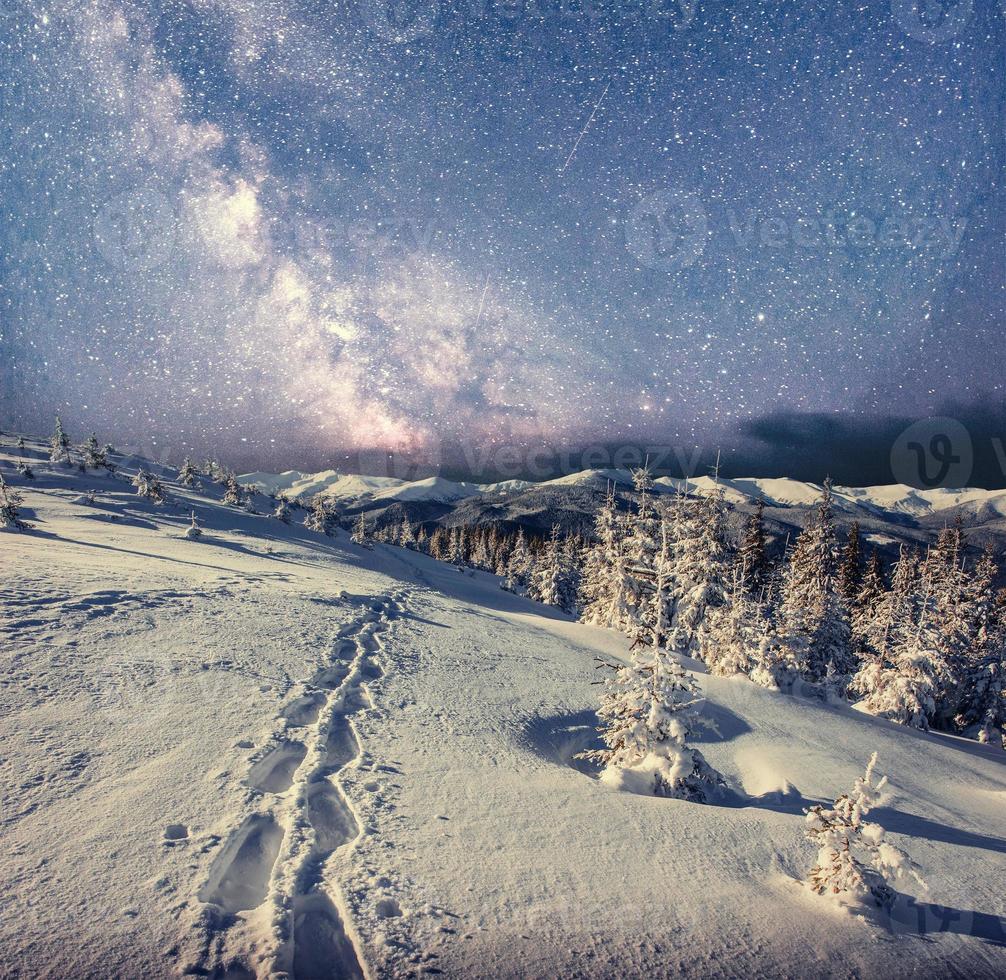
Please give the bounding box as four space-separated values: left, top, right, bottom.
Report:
0 0 1003 475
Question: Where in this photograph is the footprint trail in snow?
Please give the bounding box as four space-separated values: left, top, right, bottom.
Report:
195 589 408 979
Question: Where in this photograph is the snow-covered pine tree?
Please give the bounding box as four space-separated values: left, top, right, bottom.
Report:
223 474 244 507
16 460 34 480
81 434 107 471
16 436 25 453
503 528 533 594
579 485 634 631
860 546 917 664
351 512 371 548
578 637 724 801
0 474 30 530
839 521 863 606
738 498 769 595
178 457 199 487
415 524 428 552
446 526 465 567
954 547 1006 747
705 566 770 678
49 415 71 465
851 551 886 653
273 498 292 523
919 520 971 727
185 510 202 540
528 525 578 611
852 570 947 731
428 526 448 561
619 467 662 635
562 532 584 615
777 480 853 688
399 519 417 550
805 753 924 907
670 484 731 660
133 469 165 503
305 496 335 535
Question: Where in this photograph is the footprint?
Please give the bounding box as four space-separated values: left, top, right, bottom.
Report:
307 780 359 855
198 814 284 915
282 692 325 727
245 741 307 794
360 659 383 681
323 717 359 772
311 664 349 691
375 897 402 919
164 823 189 841
290 892 365 980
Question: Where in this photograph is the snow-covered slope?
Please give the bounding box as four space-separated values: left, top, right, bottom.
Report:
240 469 407 501
369 475 484 504
4 436 1005 979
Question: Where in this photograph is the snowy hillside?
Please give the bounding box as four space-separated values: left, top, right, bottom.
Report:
2 434 1006 979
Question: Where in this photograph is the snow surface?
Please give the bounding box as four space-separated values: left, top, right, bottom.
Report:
3 436 1006 979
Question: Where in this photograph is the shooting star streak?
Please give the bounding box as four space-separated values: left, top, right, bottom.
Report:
474 273 491 328
559 81 610 175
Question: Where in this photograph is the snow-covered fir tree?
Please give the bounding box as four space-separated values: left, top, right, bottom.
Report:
861 546 918 664
178 457 199 487
503 528 533 594
777 480 853 688
954 547 1006 747
16 436 25 453
185 510 202 540
273 498 292 524
839 521 863 605
81 434 107 471
399 519 417 550
705 567 774 678
619 466 661 635
562 533 583 611
579 486 634 631
0 475 30 530
737 498 769 597
305 496 336 535
445 526 465 567
351 512 371 548
851 557 948 731
804 753 924 907
222 474 244 507
671 485 731 659
132 469 165 503
467 527 489 568
851 551 886 656
919 520 970 726
528 525 577 612
49 415 71 465
579 638 724 801
16 460 34 480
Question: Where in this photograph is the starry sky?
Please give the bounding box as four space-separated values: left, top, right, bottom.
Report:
1 0 1003 481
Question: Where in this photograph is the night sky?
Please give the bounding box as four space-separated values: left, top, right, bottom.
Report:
1 0 1003 482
